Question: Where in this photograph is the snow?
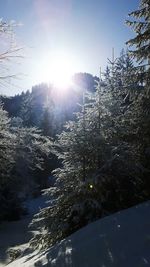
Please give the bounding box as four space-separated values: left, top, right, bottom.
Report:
6 200 150 267
0 194 50 266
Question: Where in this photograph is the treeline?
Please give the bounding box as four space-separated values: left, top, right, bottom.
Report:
30 0 150 248
31 49 150 248
0 0 149 251
0 73 98 221
0 104 54 220
1 73 99 136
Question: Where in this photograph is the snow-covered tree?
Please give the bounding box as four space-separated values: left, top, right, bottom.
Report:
27 2 150 250
126 0 150 169
0 104 15 183
0 104 20 221
126 0 150 84
0 102 53 221
30 74 140 248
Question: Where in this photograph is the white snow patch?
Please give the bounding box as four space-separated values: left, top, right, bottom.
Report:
0 194 50 266
6 200 150 267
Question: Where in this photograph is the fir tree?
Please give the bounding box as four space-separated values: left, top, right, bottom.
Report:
29 2 150 249
126 0 150 84
0 104 21 220
0 104 15 184
0 102 54 220
30 66 149 249
126 0 150 167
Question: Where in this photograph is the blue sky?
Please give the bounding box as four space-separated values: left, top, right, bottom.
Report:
0 0 139 95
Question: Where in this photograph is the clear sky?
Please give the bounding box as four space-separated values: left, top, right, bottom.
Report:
0 0 139 95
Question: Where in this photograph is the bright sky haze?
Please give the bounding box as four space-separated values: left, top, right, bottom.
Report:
0 0 139 95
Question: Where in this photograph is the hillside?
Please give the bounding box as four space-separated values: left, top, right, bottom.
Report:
7 201 150 267
0 1 150 266
0 195 50 266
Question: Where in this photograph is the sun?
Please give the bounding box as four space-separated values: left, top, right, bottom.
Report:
39 51 78 89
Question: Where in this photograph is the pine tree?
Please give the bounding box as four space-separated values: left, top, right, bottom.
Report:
41 108 52 136
30 88 105 248
30 63 149 249
0 104 20 221
126 0 150 84
41 97 55 137
0 104 15 184
20 91 37 127
126 0 150 157
0 101 54 220
125 1 150 200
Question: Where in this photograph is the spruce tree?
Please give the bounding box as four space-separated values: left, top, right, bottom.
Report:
0 104 15 184
30 88 105 248
29 2 150 248
0 102 54 220
0 104 20 220
30 65 148 249
126 0 150 199
126 0 150 158
126 0 150 84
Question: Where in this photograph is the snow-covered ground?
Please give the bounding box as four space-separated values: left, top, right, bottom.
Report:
0 194 50 266
5 200 150 267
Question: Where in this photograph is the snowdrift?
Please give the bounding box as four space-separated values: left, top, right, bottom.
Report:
7 201 150 267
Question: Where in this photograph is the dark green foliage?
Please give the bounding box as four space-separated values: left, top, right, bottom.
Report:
1 6 150 252
0 104 21 221
20 85 51 127
0 94 24 117
126 0 150 84
0 20 55 221
0 104 15 182
126 0 150 63
126 0 150 168
30 48 150 249
41 107 53 136
1 74 99 138
0 186 23 221
0 104 53 221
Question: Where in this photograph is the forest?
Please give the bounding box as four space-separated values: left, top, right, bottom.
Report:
0 0 150 266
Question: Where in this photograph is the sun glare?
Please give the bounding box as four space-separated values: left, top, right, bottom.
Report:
39 52 79 89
